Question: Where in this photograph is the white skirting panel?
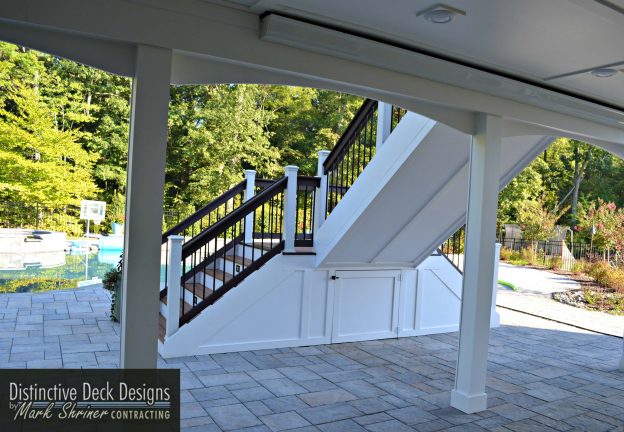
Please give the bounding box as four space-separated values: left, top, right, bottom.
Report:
159 253 499 358
399 254 499 337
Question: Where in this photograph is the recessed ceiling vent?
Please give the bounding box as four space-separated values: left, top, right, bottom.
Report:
590 68 619 78
416 4 466 24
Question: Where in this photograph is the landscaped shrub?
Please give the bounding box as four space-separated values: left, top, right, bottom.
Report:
586 261 624 294
520 247 539 266
548 257 562 271
499 247 513 261
571 259 588 275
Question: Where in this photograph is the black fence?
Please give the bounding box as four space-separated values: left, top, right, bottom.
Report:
0 202 88 236
438 224 622 273
498 237 621 270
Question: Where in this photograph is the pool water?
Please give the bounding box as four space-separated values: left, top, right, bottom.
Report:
0 250 120 293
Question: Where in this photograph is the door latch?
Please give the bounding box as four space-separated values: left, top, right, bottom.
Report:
330 275 340 280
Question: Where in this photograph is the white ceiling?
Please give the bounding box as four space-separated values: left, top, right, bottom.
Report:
223 0 624 111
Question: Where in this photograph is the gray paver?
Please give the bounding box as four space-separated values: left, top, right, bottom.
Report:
260 412 310 431
1 286 622 432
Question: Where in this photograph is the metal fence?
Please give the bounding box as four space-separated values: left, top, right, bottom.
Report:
439 224 621 273
0 202 87 236
498 237 621 270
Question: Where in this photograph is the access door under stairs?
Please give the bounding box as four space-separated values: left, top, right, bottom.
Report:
331 270 401 343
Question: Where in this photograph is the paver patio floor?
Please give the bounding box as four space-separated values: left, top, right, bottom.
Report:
1 286 623 431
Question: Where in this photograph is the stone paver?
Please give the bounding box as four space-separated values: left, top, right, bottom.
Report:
1 286 624 431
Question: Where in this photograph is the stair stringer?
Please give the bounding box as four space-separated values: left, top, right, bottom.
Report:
158 254 332 358
313 111 442 267
315 109 554 266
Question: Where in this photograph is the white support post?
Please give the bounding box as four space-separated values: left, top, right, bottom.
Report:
491 243 502 327
376 102 393 148
314 150 331 233
165 235 183 338
244 170 257 245
451 114 502 413
283 165 299 253
620 336 624 371
120 45 172 369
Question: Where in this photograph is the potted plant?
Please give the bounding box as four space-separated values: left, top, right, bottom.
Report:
102 255 123 322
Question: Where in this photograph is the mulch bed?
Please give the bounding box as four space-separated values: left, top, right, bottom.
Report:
547 269 624 315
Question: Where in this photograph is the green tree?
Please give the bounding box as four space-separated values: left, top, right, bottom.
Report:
516 198 568 242
0 83 98 205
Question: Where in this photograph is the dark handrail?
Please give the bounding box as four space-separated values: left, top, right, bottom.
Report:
296 176 321 188
182 176 288 258
323 98 377 173
161 180 246 243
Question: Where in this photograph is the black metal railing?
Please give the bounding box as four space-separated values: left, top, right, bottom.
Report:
439 225 465 273
391 105 407 132
295 176 320 247
323 99 378 215
177 177 288 325
160 179 275 294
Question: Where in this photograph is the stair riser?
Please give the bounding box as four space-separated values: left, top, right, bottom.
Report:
216 258 246 277
186 272 225 291
234 244 267 259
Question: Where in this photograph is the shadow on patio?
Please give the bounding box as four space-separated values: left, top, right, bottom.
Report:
1 286 623 431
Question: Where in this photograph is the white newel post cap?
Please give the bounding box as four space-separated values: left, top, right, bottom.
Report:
317 150 331 159
244 169 257 178
284 165 299 174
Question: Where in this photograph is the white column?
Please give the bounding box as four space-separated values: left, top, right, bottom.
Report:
376 102 393 148
244 170 257 245
451 114 502 413
165 235 183 338
120 45 172 369
283 165 299 253
620 338 624 371
314 150 330 232
490 243 502 327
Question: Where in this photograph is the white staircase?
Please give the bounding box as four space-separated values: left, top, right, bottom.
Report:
158 100 551 357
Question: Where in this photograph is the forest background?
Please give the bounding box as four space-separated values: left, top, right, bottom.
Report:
2 42 624 246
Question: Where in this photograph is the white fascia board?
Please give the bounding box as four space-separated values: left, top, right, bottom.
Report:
0 19 135 77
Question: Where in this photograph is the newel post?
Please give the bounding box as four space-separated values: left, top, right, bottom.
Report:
283 165 299 253
314 150 331 232
244 170 257 245
376 102 393 148
166 235 184 338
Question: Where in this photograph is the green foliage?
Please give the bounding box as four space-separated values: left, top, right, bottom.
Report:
102 257 123 321
585 261 624 294
516 198 568 242
0 277 74 293
0 49 99 205
575 199 624 252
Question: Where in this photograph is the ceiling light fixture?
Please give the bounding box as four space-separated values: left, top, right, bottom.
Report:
590 68 618 77
417 4 466 24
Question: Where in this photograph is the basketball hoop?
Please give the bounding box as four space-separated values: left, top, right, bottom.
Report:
80 200 106 236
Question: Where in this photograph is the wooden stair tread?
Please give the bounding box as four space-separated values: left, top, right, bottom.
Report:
159 314 166 342
184 282 214 298
204 268 234 282
224 255 252 266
